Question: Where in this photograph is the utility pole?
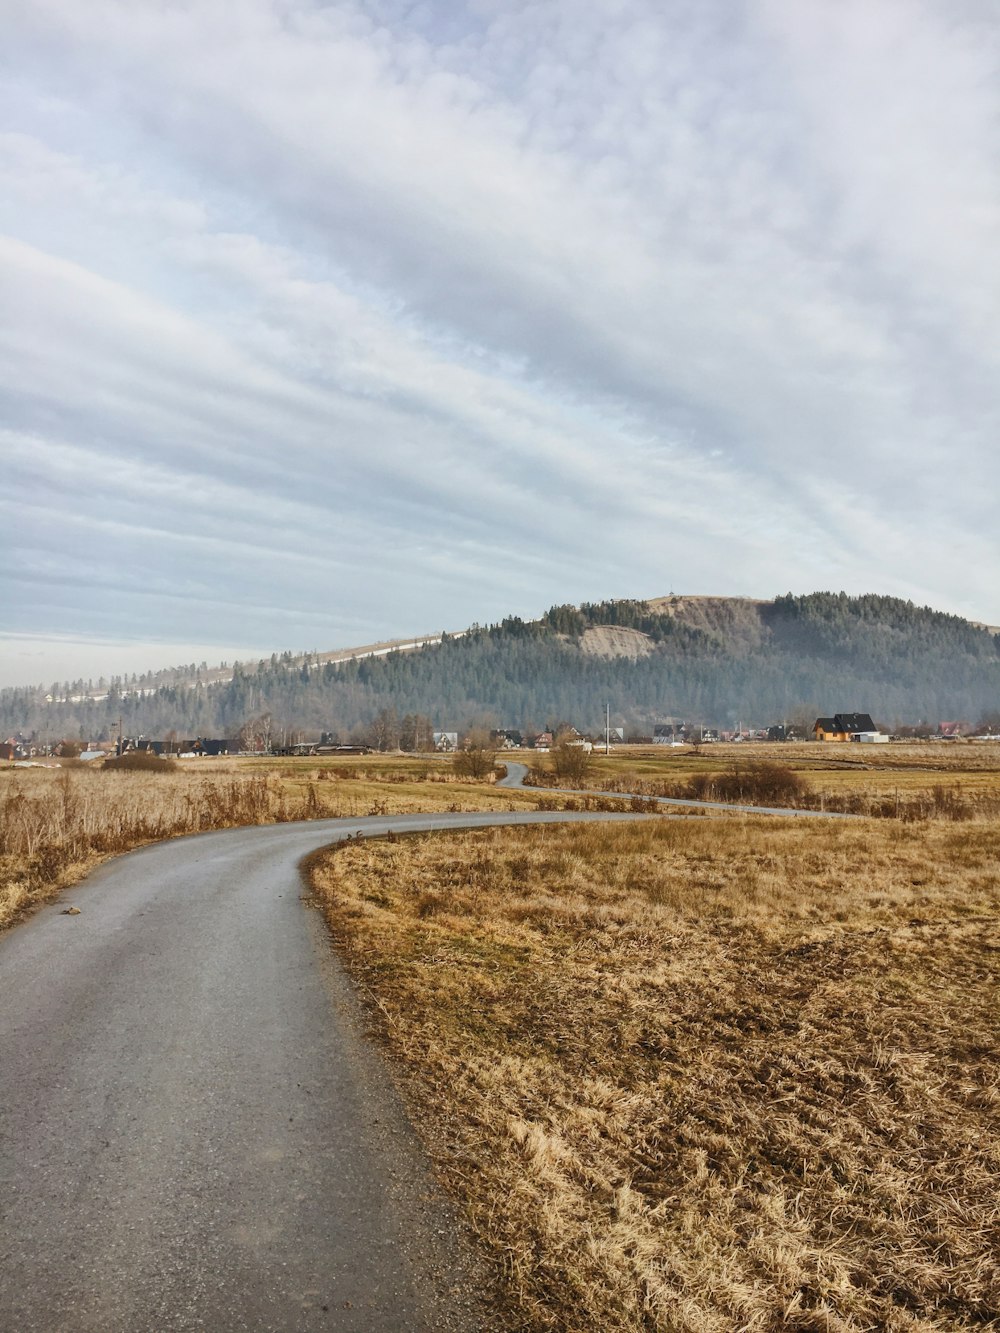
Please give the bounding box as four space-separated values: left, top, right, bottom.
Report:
606 701 610 756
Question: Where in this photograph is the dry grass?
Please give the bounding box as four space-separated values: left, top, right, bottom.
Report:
0 758 553 930
594 742 1000 777
536 744 1000 822
310 816 1000 1332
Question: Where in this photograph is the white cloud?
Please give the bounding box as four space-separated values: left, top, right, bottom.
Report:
1 0 998 686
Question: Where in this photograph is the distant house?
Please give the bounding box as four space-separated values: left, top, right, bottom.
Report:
491 729 523 750
938 721 971 739
189 738 237 756
813 713 878 742
653 724 685 744
532 732 553 750
433 731 458 752
0 741 16 762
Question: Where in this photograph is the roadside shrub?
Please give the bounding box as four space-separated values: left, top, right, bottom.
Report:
685 773 715 801
453 746 497 780
103 750 178 774
687 762 806 807
549 740 593 783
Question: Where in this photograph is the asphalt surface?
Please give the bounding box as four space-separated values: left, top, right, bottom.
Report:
0 809 650 1333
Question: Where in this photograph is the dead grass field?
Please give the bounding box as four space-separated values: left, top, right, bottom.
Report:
538 744 1000 820
310 815 1000 1332
591 742 1000 777
0 757 549 930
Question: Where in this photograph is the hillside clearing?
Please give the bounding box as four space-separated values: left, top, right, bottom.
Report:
578 625 655 658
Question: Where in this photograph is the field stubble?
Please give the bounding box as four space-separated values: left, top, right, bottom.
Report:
311 815 1000 1332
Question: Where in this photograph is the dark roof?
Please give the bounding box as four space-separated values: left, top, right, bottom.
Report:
814 714 877 733
191 737 238 755
834 713 876 733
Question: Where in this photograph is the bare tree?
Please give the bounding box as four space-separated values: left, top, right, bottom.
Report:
399 712 434 752
238 713 273 754
368 707 400 752
549 734 592 782
453 727 497 779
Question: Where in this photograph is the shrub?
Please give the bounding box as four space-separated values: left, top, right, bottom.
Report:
103 750 178 774
685 773 715 801
453 745 497 780
549 740 592 783
687 762 806 808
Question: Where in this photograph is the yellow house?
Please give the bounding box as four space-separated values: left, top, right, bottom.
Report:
813 712 877 742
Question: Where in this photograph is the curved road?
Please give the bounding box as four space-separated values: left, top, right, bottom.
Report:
0 809 650 1333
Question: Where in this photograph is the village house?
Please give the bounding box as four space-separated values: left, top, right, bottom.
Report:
937 721 971 739
653 724 685 744
190 738 238 757
813 713 886 742
490 729 523 749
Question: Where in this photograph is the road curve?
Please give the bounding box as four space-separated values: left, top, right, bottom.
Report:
498 760 856 817
0 809 648 1333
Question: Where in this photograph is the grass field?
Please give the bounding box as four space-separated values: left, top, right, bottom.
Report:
310 814 1000 1331
0 755 551 930
534 742 1000 819
5 743 999 1326
585 740 1000 783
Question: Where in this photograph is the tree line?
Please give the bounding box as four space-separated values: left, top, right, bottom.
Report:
2 592 998 741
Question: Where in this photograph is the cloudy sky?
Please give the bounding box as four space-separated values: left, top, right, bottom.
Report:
2 0 999 688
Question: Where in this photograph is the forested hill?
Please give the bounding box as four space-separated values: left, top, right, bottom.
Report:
4 592 1000 740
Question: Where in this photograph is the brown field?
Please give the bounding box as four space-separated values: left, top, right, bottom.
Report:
595 740 1000 783
5 743 999 1329
0 755 552 930
593 741 1000 775
310 814 1000 1332
535 743 1000 820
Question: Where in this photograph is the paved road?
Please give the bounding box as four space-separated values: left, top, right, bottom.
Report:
498 760 856 817
0 809 649 1333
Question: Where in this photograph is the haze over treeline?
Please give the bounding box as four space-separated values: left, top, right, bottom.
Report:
3 594 999 742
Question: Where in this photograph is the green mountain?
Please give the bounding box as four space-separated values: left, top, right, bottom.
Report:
4 593 999 741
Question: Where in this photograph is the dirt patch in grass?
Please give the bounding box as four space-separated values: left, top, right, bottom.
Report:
310 817 1000 1332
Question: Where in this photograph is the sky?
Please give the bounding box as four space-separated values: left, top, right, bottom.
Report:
2 0 999 689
